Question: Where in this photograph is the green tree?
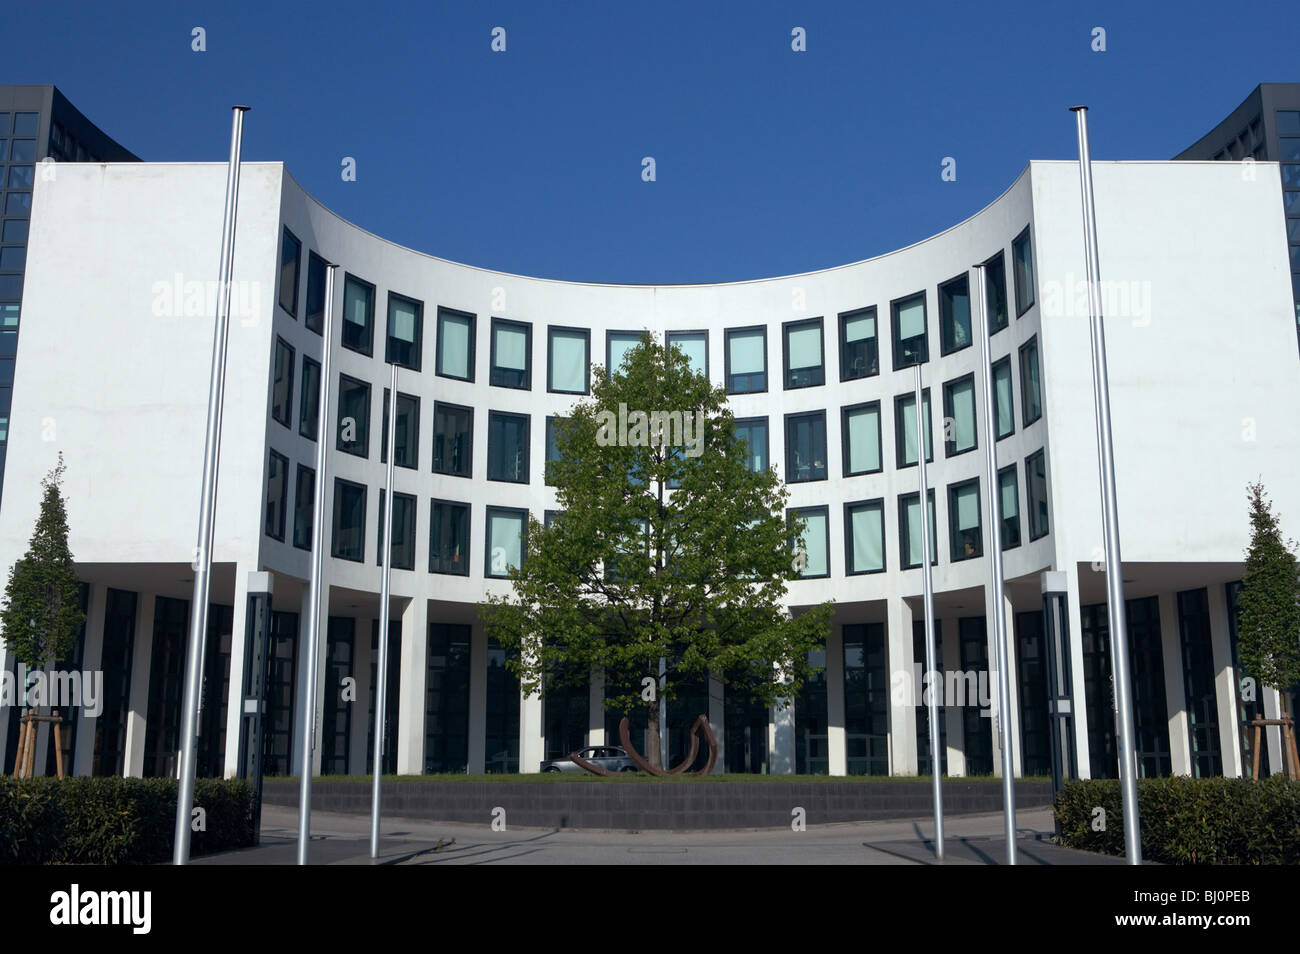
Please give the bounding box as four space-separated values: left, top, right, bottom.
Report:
1237 481 1300 696
481 335 833 770
1 454 85 682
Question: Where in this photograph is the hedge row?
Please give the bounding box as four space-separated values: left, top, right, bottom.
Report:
0 776 256 865
1056 775 1300 864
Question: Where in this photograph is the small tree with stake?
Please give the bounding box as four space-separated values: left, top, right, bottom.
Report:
1237 480 1300 778
1 454 84 777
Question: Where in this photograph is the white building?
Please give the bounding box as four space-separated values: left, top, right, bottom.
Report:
1 156 1297 781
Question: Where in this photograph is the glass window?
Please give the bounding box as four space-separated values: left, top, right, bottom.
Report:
0 113 8 134
725 326 766 393
839 307 879 380
733 417 768 472
265 450 288 541
998 464 1020 550
430 499 471 575
1284 164 1300 189
788 506 829 578
0 139 7 161
375 490 417 571
942 374 977 457
899 490 938 569
1012 227 1035 316
386 293 423 370
485 507 527 578
992 356 1014 440
4 193 31 216
341 274 375 356
279 228 301 317
293 465 315 550
549 326 590 394
894 388 933 468
8 166 34 189
436 308 476 381
785 411 827 483
844 499 885 575
337 374 370 458
299 355 321 440
0 247 25 271
666 330 707 377
1281 138 1300 162
1027 450 1049 540
490 318 531 388
1288 192 1300 214
891 292 928 369
381 390 420 469
9 140 35 163
331 478 367 562
1019 336 1042 426
271 337 294 428
304 251 327 335
783 318 824 388
948 478 982 561
939 274 971 354
0 304 17 326
545 416 566 486
1 220 27 243
432 402 473 477
606 330 643 377
487 411 529 483
1277 110 1300 136
841 402 881 476
13 113 38 136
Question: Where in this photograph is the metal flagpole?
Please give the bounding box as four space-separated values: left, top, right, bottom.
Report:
370 362 399 858
296 264 337 864
1071 105 1142 865
174 105 249 866
973 264 1017 864
914 361 944 862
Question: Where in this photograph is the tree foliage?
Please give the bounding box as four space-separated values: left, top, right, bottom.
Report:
480 336 833 767
1237 481 1300 693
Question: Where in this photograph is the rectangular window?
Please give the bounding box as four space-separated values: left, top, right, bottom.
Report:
490 318 531 388
841 402 882 476
844 499 885 575
545 416 566 486
271 337 295 428
429 499 471 576
487 411 530 483
991 356 1014 440
788 506 829 578
894 388 933 468
939 274 971 355
386 292 423 371
839 307 879 381
725 326 767 394
666 330 707 377
1026 449 1049 540
485 507 528 578
606 330 643 377
948 478 982 561
304 251 327 335
265 450 288 541
432 402 473 478
733 417 768 472
899 490 938 569
785 411 827 483
331 478 367 562
984 251 1008 335
998 464 1020 550
436 307 476 381
943 373 977 457
381 390 420 469
1012 226 1035 316
375 489 417 571
891 292 928 369
783 317 824 389
279 228 301 317
549 326 590 394
337 374 370 458
341 274 375 356
1019 336 1042 426
293 464 314 550
299 355 321 440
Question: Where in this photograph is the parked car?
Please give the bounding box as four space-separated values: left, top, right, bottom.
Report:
541 746 638 773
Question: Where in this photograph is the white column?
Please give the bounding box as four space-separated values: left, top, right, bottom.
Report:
770 660 795 774
826 624 846 776
123 593 156 778
1207 584 1243 778
588 667 605 747
941 617 966 777
708 673 724 770
1262 687 1285 775
348 618 373 776
220 568 255 779
396 597 428 775
73 583 108 777
519 682 543 774
1158 591 1192 776
886 595 917 775
467 623 486 773
1063 565 1092 779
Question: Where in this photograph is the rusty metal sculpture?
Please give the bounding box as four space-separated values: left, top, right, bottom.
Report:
568 714 718 776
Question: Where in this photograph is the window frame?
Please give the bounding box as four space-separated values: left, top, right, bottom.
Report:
429 498 472 576
304 251 328 335
838 306 880 382
665 329 709 378
947 477 983 562
890 291 929 370
605 329 644 379
1012 226 1035 317
375 489 418 571
841 400 883 477
545 415 567 487
942 372 978 459
489 317 532 389
336 373 371 458
292 463 314 551
1019 335 1043 426
938 272 972 356
331 477 367 563
340 273 376 357
782 316 825 390
898 489 939 570
1026 449 1050 541
893 387 934 469
432 401 474 478
997 463 1021 551
435 307 477 383
298 354 321 441
385 291 424 371
264 449 289 542
278 227 301 318
548 325 591 395
843 498 887 576
732 416 769 473
784 410 828 484
271 336 295 429
484 505 529 579
724 325 768 395
381 389 421 470
983 250 1009 336
787 505 831 580
487 410 531 484
991 355 1015 441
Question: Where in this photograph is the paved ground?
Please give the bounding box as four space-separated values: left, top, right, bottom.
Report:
191 805 1125 865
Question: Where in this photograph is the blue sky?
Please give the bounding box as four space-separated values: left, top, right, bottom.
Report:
9 0 1298 282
